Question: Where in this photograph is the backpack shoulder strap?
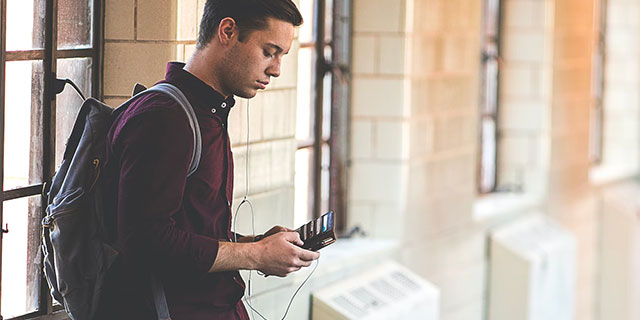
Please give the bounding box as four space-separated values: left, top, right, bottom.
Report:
128 83 200 320
142 83 202 178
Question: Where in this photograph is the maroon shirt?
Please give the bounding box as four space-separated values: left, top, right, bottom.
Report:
99 62 249 320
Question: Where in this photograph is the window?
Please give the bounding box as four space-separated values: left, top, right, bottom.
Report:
0 0 102 318
478 0 502 193
590 0 606 164
294 0 350 231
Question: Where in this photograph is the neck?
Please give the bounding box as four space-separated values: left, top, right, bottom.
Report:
184 48 229 98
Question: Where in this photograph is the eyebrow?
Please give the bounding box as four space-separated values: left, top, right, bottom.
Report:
266 43 287 54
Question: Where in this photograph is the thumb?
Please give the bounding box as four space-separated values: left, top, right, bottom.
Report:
283 231 304 246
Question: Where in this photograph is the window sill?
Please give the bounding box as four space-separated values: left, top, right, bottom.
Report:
473 192 543 222
590 164 639 187
15 310 69 320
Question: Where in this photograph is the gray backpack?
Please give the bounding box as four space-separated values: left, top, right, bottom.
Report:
41 83 200 320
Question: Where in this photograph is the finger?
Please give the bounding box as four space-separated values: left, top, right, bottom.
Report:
265 226 282 236
288 266 302 273
299 259 313 267
298 249 320 261
276 226 294 234
284 231 304 246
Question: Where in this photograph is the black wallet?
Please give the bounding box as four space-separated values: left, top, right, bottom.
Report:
295 211 337 251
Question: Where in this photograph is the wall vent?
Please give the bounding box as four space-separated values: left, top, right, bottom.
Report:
599 184 640 320
488 214 576 320
312 261 439 320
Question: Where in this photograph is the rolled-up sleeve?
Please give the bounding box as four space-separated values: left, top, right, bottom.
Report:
112 100 218 278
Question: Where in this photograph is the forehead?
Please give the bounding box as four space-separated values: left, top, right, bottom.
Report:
246 17 295 53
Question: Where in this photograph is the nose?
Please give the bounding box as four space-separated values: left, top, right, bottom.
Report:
267 58 281 78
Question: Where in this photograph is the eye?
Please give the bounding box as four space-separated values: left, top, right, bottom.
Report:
263 50 274 58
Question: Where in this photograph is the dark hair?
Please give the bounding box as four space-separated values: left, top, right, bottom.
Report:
197 0 303 48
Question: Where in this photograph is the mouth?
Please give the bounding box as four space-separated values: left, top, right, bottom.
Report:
257 80 269 89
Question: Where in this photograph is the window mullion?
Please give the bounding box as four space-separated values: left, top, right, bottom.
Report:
0 0 7 316
92 0 103 99
39 0 59 316
329 0 351 233
312 0 327 219
2 185 44 202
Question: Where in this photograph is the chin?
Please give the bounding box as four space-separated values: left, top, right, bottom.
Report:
235 89 258 99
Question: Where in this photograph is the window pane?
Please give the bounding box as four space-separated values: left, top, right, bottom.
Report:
296 48 313 140
324 0 333 43
483 57 498 114
55 58 92 167
6 0 46 50
484 0 500 36
57 0 93 49
1 195 43 318
3 61 44 191
294 148 312 227
480 119 497 192
322 61 332 141
298 0 314 44
320 143 330 214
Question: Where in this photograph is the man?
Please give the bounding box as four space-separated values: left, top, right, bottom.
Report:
99 1 319 319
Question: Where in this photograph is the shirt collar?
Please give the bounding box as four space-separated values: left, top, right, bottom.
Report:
162 62 236 118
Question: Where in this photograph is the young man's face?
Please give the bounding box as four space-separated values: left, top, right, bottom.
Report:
221 17 295 98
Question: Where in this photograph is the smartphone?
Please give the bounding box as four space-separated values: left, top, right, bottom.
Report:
295 211 337 251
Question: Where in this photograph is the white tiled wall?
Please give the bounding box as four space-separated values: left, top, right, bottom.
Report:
401 0 483 319
348 0 410 239
548 1 597 319
497 0 554 195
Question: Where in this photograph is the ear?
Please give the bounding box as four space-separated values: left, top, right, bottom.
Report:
217 17 238 45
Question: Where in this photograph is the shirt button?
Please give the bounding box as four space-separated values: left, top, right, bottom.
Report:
211 108 217 114
221 102 227 108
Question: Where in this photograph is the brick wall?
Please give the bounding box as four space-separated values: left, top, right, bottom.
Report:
547 1 597 319
103 0 203 104
350 0 486 319
498 0 554 195
402 1 484 319
348 0 409 238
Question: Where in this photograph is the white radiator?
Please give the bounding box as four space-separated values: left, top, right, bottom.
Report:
488 214 576 320
311 260 439 320
599 183 640 320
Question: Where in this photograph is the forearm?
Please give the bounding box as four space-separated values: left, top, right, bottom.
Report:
208 241 258 272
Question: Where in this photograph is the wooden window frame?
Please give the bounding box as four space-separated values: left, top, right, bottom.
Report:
0 0 103 318
296 0 351 233
590 0 606 165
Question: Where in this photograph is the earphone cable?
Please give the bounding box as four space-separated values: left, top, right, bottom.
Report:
234 98 319 320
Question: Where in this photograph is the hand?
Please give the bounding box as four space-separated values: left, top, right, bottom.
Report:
263 225 294 238
253 231 320 277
